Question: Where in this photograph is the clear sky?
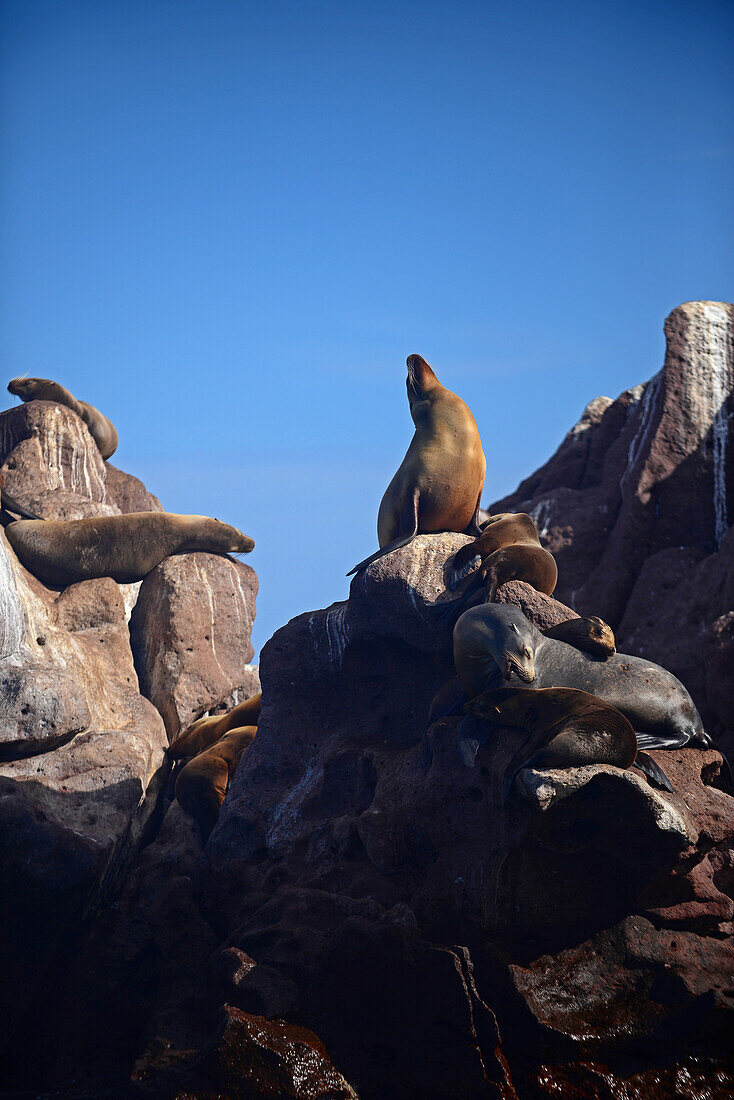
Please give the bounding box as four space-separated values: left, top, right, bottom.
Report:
2 0 732 657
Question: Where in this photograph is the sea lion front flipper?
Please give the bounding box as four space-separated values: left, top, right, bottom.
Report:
347 488 420 576
633 750 673 792
1 494 43 521
458 714 486 767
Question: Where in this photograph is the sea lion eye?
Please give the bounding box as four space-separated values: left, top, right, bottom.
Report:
523 647 531 658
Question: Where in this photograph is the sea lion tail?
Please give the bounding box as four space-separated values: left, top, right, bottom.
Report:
633 750 673 792
346 532 419 576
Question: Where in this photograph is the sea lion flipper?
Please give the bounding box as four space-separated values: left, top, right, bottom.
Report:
633 750 673 792
347 488 420 576
0 493 43 521
458 715 485 767
465 492 484 537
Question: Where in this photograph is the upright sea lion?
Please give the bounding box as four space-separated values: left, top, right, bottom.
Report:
348 354 486 575
5 511 254 586
465 686 641 801
8 376 119 459
452 603 711 758
175 724 256 833
168 693 262 760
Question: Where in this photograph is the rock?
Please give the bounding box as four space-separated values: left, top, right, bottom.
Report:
104 461 163 513
208 663 261 716
0 522 167 1042
492 301 734 760
704 612 734 734
0 399 163 524
130 552 258 740
134 1004 359 1099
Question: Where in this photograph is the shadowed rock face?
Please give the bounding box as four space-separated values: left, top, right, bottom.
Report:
491 301 734 755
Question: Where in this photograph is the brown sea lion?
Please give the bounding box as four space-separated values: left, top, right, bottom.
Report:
464 686 638 801
449 512 540 589
542 616 616 659
8 376 119 459
5 511 254 586
348 354 486 574
175 724 256 833
168 693 262 760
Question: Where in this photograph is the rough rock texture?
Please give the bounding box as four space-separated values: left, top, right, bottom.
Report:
130 552 258 740
0 524 168 1043
0 396 263 1095
492 301 734 754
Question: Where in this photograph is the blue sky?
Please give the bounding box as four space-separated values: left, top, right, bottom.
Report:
2 0 732 656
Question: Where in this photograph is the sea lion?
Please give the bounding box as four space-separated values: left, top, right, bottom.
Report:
429 512 557 626
448 512 541 589
543 616 616 659
5 511 254 586
168 693 262 760
465 686 640 801
8 376 119 459
348 354 486 575
175 724 256 833
453 603 711 759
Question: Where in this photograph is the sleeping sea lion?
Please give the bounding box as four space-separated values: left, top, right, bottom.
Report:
348 354 486 575
168 693 262 760
543 616 616 659
5 511 254 586
430 512 557 625
453 603 712 760
175 724 256 833
465 686 640 801
8 376 119 459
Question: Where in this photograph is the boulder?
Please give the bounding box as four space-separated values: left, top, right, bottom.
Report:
130 552 258 740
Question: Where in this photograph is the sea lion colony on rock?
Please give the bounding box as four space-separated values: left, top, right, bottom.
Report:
3 364 726 812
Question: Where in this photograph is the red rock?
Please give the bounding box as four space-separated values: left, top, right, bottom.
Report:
130 551 258 739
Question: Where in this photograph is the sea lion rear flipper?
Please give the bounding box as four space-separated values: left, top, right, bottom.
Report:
1 494 43 521
347 488 420 576
633 750 673 792
426 574 484 628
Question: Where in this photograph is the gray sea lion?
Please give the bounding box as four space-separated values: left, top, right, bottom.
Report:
465 686 640 801
5 511 254 586
8 376 119 459
348 354 486 575
453 603 711 757
175 724 256 833
168 693 262 760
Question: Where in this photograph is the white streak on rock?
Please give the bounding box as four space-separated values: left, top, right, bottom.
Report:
0 535 25 658
622 372 661 493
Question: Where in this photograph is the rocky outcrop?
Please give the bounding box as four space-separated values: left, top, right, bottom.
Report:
492 301 734 752
0 396 261 1091
130 552 258 740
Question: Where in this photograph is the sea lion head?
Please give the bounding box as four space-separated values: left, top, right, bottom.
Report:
454 604 536 697
193 517 255 555
406 354 441 403
8 375 49 400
